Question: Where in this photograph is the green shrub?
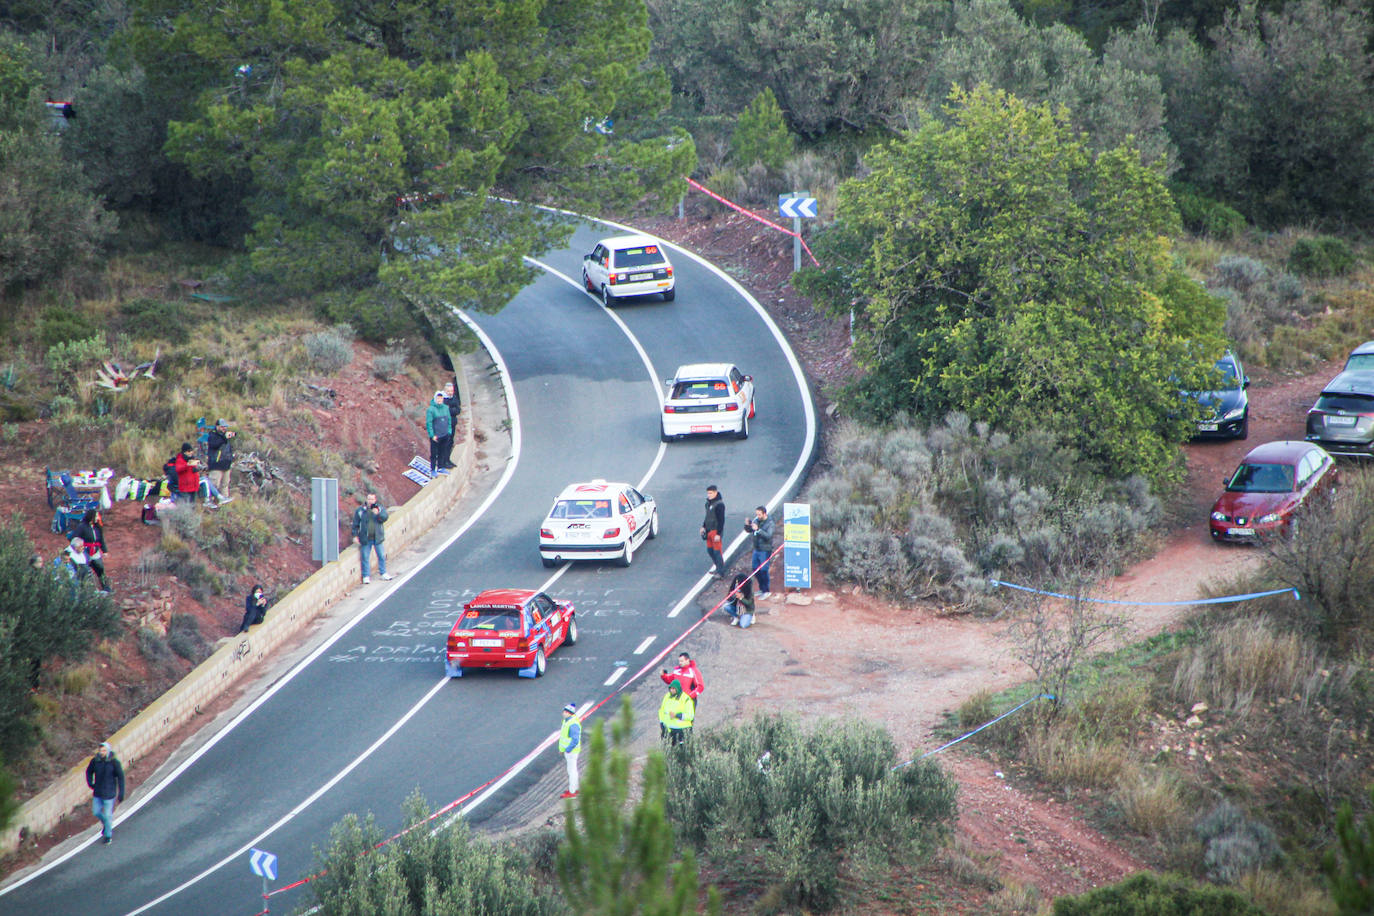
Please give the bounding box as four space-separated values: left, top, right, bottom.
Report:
1289 235 1358 278
665 713 956 911
38 307 99 350
1172 184 1247 240
1208 255 1311 362
119 298 194 345
731 88 793 173
45 334 110 375
135 627 175 669
303 324 355 374
371 343 408 381
1052 871 1267 914
166 613 209 662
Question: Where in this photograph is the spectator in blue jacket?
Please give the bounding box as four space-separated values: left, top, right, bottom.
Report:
85 741 125 845
745 505 775 597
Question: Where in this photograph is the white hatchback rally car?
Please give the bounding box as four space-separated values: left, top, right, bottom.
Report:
582 235 675 304
539 480 658 568
661 363 755 440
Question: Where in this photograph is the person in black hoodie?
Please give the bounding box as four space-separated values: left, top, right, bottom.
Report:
71 509 112 592
206 419 237 499
86 741 125 844
699 485 726 578
238 584 269 633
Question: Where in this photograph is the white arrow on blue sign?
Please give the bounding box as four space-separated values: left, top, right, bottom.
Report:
778 195 817 219
249 848 278 881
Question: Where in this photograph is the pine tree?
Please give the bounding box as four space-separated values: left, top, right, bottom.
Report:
1325 787 1374 915
730 88 793 173
557 698 719 916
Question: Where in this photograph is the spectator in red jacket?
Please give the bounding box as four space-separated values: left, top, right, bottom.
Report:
661 651 704 711
173 443 203 505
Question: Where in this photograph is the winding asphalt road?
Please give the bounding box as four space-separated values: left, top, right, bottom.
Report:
0 217 817 916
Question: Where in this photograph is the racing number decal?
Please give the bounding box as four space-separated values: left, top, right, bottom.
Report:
625 513 637 532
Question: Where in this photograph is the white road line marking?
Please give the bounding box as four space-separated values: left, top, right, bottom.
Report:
603 667 628 686
633 636 655 655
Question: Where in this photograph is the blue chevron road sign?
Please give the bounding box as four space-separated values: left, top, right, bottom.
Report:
778 195 817 219
249 848 278 881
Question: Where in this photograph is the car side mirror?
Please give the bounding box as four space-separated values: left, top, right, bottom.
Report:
664 379 674 387
1243 376 1251 389
743 375 753 382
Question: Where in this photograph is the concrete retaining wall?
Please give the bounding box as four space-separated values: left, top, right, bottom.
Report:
2 359 478 853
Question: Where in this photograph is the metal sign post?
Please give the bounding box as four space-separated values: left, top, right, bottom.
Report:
249 848 278 913
311 477 339 564
778 192 817 274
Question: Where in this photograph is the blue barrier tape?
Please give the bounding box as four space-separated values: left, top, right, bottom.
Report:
989 579 1300 606
893 693 1056 769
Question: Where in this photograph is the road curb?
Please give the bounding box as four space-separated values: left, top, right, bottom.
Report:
1 353 480 855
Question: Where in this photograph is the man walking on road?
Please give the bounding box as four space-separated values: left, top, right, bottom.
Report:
700 485 726 578
559 702 581 799
745 505 775 597
659 679 695 747
425 390 453 477
85 741 124 845
350 493 392 584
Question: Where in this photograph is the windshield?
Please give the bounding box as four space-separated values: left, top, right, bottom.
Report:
615 245 665 268
671 379 729 400
550 498 612 519
1213 357 1240 388
1315 392 1374 413
1226 463 1295 493
462 607 521 630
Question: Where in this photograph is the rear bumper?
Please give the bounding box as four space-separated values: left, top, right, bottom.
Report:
1305 434 1374 458
606 279 673 299
540 542 626 562
446 648 535 676
662 415 742 436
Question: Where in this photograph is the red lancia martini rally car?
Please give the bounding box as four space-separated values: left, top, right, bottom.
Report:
444 589 577 679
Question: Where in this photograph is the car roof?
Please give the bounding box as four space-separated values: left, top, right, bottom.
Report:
672 362 735 379
466 588 536 607
553 479 630 499
1349 340 1374 357
1320 369 1374 396
598 234 666 250
1239 440 1328 464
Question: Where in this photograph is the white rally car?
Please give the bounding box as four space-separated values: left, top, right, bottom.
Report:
581 235 675 305
661 363 755 440
539 480 658 568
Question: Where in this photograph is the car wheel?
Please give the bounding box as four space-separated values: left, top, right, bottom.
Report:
541 556 556 569
619 538 634 567
661 423 671 443
533 648 546 678
583 270 594 292
735 411 749 440
662 287 675 302
601 285 612 307
1237 415 1249 440
565 617 578 646
648 510 659 539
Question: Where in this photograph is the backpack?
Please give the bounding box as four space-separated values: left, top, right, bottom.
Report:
163 455 179 488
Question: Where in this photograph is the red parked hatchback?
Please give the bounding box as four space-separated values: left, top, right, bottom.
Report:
1210 440 1337 543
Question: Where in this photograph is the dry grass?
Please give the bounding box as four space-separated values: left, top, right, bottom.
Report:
1111 767 1187 838
985 880 1043 916
1237 870 1337 916
1022 725 1131 790
1172 619 1321 715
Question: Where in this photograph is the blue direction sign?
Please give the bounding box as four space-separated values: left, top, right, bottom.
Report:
249 848 278 881
778 195 817 219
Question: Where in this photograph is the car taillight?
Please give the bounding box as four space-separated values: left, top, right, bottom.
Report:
664 405 676 413
609 273 620 285
603 527 621 538
665 266 672 277
516 638 529 651
540 528 553 539
723 402 739 411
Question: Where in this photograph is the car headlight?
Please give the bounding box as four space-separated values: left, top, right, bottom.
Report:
1258 512 1281 523
1223 406 1246 421
1210 511 1228 521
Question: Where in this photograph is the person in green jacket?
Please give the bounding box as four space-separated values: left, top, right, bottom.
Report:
658 679 695 746
559 702 581 798
424 390 453 477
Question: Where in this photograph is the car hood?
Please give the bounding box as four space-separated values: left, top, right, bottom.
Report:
1213 490 1294 518
1186 387 1246 418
